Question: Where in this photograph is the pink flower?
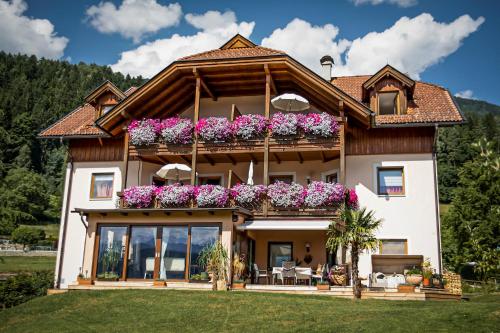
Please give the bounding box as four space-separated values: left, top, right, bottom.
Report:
160 117 193 144
123 185 156 208
156 184 194 207
195 117 233 142
267 181 306 208
232 114 267 140
194 185 229 207
346 188 359 210
300 112 339 138
231 184 267 207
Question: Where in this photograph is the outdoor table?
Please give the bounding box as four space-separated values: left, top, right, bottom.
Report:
272 267 312 285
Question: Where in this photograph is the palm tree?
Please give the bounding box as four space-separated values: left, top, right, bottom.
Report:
327 207 383 299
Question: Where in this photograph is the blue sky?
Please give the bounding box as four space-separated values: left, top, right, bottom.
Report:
1 0 498 104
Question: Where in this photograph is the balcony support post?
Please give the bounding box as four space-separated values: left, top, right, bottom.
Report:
339 100 346 185
263 70 271 216
191 75 201 186
122 130 130 190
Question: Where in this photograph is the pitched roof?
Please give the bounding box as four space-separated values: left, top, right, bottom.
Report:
331 75 463 125
38 86 137 138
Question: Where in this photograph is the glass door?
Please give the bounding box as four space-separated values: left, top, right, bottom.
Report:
96 226 127 280
189 226 220 279
159 226 188 280
127 226 157 279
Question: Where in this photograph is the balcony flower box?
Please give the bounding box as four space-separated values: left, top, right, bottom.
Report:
304 181 345 208
232 114 267 140
300 112 339 138
269 112 300 139
160 117 193 144
230 184 267 208
267 181 306 209
123 185 156 208
195 117 233 142
156 184 194 208
128 119 161 147
195 185 229 208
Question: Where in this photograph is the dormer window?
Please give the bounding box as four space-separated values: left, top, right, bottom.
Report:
101 105 114 115
378 91 399 115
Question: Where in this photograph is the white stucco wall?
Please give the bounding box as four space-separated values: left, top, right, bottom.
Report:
345 153 441 277
55 161 123 288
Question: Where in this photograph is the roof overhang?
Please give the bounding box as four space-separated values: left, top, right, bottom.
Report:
85 80 126 105
96 56 372 136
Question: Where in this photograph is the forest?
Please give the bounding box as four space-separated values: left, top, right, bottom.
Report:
0 52 497 278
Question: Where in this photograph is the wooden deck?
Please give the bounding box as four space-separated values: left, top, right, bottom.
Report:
66 282 461 301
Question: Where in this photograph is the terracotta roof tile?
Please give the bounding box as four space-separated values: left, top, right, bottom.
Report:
179 46 285 61
331 76 463 125
39 103 105 137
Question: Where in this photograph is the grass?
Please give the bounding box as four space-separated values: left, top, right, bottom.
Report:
0 256 56 273
0 290 498 332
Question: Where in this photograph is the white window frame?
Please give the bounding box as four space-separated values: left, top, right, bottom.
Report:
321 169 339 183
197 173 225 187
268 172 297 184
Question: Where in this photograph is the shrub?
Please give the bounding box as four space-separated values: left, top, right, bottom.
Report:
345 188 359 210
304 181 345 208
0 270 53 309
300 112 339 138
195 117 233 142
230 184 267 207
160 117 193 144
155 184 194 207
269 113 300 137
194 185 229 208
232 114 267 140
11 226 45 249
123 185 156 208
128 119 161 146
267 181 306 208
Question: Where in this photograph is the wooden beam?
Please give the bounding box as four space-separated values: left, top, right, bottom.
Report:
122 132 130 190
263 72 271 217
272 153 281 164
191 77 201 185
264 64 277 95
320 151 327 163
148 85 194 117
226 154 237 165
204 154 215 166
339 123 345 184
135 76 188 117
297 152 304 164
178 155 191 165
230 104 242 122
194 68 216 101
248 153 258 164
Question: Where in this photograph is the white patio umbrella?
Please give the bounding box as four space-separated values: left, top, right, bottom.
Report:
247 160 254 185
271 93 309 112
156 163 192 183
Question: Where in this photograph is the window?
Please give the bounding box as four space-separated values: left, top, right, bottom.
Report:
268 242 293 268
378 92 399 115
189 226 220 278
269 174 294 184
127 226 157 279
101 105 114 115
197 175 222 186
322 170 338 183
90 173 114 199
377 167 404 195
96 226 127 279
152 176 166 187
380 239 407 255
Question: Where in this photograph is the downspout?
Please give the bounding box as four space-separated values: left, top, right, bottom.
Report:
56 138 74 288
79 212 89 273
432 124 443 273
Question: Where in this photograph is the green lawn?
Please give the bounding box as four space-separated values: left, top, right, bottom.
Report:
0 291 498 332
0 256 56 273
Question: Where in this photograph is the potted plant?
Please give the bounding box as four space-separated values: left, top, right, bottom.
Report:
304 181 344 208
123 185 156 208
422 258 433 287
77 270 92 285
160 117 193 145
299 112 339 139
128 118 161 147
397 283 416 293
317 281 330 291
231 114 267 140
154 278 167 287
232 253 246 289
155 184 194 208
195 117 233 143
197 241 229 291
230 184 267 209
405 267 423 285
194 185 229 208
432 273 443 288
267 181 306 209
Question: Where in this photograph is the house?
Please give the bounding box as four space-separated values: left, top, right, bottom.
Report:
39 35 463 289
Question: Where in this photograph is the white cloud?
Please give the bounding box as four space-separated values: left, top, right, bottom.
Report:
455 90 476 99
0 0 68 59
262 13 484 79
351 0 418 7
111 10 255 77
86 0 182 43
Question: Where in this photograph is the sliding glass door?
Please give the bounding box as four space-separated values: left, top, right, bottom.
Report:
96 226 127 279
159 226 188 280
127 226 157 279
189 226 220 278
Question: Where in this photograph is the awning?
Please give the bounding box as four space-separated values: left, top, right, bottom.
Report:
236 219 331 231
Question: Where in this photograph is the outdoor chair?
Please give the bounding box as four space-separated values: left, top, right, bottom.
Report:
144 257 155 279
296 269 312 285
281 261 296 285
312 264 324 283
253 263 269 284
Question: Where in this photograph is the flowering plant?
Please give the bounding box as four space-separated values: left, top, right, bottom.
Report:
345 188 359 210
155 184 194 207
269 112 300 137
195 117 233 142
304 181 345 208
160 117 193 144
300 112 339 138
230 184 267 207
267 181 306 208
232 114 267 140
194 185 229 207
128 119 161 146
123 185 156 208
